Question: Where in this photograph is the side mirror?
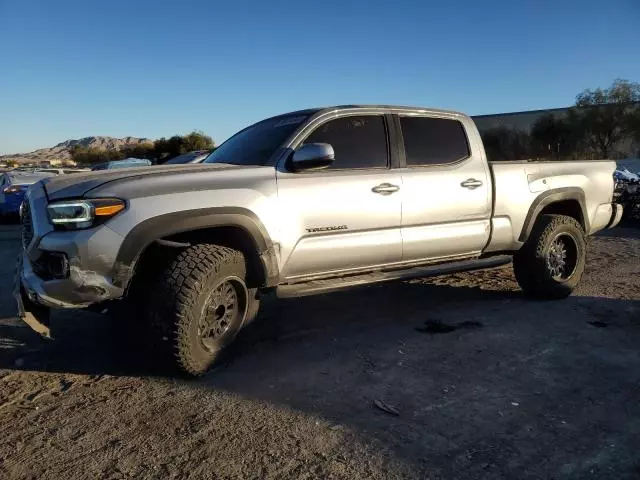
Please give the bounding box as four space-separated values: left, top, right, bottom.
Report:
291 143 335 172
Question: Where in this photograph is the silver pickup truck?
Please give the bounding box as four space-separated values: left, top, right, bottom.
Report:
15 105 622 375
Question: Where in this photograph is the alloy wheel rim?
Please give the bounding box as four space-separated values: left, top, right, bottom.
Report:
198 278 246 352
547 233 578 280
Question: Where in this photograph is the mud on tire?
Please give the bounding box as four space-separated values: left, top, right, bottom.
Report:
148 244 259 376
513 214 586 299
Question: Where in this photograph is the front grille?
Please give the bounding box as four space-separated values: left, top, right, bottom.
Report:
21 200 34 250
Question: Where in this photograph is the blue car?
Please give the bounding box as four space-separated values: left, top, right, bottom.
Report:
0 171 55 219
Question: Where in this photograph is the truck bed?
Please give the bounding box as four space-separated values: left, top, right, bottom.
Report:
485 159 617 252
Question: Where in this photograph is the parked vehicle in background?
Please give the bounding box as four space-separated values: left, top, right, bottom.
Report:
613 168 640 220
0 171 55 220
90 158 152 171
15 105 622 376
162 150 210 165
36 168 91 175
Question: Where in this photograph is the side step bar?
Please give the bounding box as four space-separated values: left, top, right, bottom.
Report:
276 255 512 298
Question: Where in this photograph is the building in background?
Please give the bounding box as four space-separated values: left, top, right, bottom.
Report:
473 107 569 134
472 106 639 160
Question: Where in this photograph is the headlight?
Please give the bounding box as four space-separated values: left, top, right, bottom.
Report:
47 198 125 230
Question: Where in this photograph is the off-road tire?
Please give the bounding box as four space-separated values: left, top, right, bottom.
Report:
513 214 586 299
149 244 259 376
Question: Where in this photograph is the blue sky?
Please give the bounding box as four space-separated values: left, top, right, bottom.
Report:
0 0 638 154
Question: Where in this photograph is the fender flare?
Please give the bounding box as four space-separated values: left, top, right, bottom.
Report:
111 207 278 289
518 187 589 242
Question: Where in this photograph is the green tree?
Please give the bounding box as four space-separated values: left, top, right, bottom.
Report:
121 142 155 160
481 127 532 161
70 145 125 165
167 135 186 158
153 132 215 161
629 111 640 154
183 131 215 152
153 137 170 161
567 78 640 158
71 132 216 164
531 114 575 159
153 135 185 160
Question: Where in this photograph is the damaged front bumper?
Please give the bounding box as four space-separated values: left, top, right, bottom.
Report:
17 238 125 307
17 250 106 309
15 185 127 337
14 254 52 338
16 244 125 336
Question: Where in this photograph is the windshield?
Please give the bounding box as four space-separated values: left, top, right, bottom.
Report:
204 114 309 166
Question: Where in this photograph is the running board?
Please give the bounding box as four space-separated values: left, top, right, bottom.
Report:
276 255 512 298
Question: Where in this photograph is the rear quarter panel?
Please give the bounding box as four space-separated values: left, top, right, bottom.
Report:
487 160 616 252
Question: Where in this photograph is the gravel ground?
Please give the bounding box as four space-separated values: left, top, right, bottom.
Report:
1 223 640 479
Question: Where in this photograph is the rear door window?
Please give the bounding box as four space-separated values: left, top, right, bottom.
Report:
303 115 388 169
399 116 470 166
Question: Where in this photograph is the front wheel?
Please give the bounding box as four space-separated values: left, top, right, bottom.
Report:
513 214 586 299
149 244 258 376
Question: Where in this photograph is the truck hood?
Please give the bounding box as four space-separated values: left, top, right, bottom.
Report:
42 163 256 200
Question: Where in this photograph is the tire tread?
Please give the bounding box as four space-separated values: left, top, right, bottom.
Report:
150 244 245 376
513 214 586 299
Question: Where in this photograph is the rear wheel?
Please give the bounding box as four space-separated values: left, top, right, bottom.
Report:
513 214 586 299
148 244 259 376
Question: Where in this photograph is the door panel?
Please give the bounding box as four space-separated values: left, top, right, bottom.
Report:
276 114 402 280
402 219 491 260
398 115 492 262
277 169 402 279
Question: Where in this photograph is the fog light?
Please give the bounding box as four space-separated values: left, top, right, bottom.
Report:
33 252 70 280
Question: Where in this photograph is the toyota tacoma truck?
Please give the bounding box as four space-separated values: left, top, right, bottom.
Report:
14 105 623 376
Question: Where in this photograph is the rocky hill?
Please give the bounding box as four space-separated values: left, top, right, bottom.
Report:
0 136 152 164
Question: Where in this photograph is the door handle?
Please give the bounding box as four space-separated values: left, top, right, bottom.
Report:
372 183 400 195
460 178 483 189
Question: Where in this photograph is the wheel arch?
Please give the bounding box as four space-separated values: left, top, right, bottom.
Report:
111 207 279 291
519 188 588 243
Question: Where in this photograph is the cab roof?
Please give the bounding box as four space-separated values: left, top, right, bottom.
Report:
267 105 467 121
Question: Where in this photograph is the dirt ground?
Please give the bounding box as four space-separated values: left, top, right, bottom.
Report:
1 224 640 479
